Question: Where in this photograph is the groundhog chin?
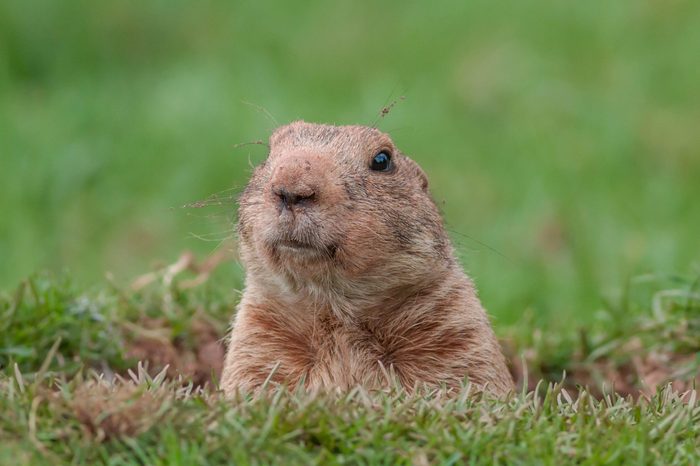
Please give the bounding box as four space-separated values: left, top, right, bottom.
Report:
260 235 339 268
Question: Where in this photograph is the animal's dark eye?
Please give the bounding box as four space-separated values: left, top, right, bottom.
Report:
370 151 392 172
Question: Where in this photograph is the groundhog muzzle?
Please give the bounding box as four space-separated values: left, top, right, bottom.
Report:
222 121 514 396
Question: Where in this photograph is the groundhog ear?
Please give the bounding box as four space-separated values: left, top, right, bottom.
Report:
414 164 429 192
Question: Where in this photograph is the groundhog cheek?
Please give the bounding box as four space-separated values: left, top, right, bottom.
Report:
337 217 393 272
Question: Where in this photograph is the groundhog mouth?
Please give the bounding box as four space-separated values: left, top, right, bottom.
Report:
270 238 339 260
277 238 317 251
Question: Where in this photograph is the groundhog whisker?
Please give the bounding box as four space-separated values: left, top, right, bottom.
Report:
232 140 270 150
240 100 279 127
445 227 513 264
187 231 235 243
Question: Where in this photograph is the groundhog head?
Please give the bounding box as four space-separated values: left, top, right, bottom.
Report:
237 121 451 297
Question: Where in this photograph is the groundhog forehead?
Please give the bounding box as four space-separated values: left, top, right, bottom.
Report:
269 121 394 154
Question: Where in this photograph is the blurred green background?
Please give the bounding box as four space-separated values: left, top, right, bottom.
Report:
1 0 699 327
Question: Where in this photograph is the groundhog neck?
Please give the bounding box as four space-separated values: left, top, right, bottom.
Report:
245 256 467 324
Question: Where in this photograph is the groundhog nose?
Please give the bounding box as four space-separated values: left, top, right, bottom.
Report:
272 185 316 209
270 157 321 210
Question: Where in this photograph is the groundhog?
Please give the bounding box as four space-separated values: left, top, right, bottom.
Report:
221 121 514 396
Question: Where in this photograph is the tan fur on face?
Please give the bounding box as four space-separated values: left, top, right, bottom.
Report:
222 121 514 396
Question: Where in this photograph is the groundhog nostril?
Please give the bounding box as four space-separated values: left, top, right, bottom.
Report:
273 186 316 209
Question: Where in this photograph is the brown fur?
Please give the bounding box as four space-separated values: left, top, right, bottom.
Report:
221 121 514 396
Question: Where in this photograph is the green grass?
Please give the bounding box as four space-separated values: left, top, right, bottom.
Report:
2 373 699 465
1 272 698 464
1 0 699 326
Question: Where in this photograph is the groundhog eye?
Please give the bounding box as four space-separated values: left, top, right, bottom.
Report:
370 151 392 172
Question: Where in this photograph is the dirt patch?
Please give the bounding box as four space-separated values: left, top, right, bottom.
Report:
124 316 224 387
505 337 699 398
69 382 170 441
